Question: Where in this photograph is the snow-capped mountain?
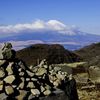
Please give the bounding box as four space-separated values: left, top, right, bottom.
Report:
0 20 100 50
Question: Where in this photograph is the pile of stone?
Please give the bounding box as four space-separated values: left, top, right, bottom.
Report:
0 43 78 100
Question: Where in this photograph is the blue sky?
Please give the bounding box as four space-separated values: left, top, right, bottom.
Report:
0 0 100 34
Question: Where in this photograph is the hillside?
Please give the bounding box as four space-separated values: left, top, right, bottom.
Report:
16 44 80 66
75 42 100 66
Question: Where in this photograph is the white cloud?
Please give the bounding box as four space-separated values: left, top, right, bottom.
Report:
0 20 79 37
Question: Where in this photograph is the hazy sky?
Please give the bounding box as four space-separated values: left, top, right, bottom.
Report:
0 0 100 34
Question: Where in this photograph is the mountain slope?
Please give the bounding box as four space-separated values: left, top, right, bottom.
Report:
75 42 100 66
16 44 80 66
1 31 100 50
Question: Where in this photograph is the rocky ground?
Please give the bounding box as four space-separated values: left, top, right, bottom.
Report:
1 43 100 100
0 58 79 100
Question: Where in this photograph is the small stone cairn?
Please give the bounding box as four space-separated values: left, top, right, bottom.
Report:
0 43 78 100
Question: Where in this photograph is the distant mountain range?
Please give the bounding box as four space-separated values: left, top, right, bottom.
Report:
0 31 100 50
0 20 100 50
16 44 80 66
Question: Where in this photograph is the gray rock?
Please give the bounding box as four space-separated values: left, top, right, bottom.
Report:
43 89 51 96
28 94 35 100
0 69 5 78
40 85 45 92
31 78 37 81
5 86 14 95
0 85 3 91
26 70 34 77
27 82 35 88
36 68 47 76
54 67 61 72
19 72 24 76
26 78 30 81
4 75 15 84
31 89 40 96
18 81 24 89
6 62 14 75
0 42 15 59
16 90 27 100
0 93 8 100
18 77 25 89
39 59 47 67
0 60 6 66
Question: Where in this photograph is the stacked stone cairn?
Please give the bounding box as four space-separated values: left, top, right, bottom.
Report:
0 43 78 100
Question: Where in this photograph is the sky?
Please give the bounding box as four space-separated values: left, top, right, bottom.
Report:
0 0 100 35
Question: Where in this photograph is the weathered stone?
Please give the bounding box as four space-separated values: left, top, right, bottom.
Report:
0 85 3 91
89 66 100 82
26 70 34 77
0 69 5 78
4 75 15 84
0 60 6 66
12 85 17 88
43 65 48 69
0 93 8 100
56 73 65 80
31 78 37 81
6 62 14 75
27 82 35 88
18 68 22 72
19 72 24 76
53 80 61 87
0 50 3 60
5 86 14 95
43 90 51 96
1 43 15 59
36 68 47 76
0 81 3 91
18 81 24 89
39 59 47 67
26 78 30 81
18 77 25 89
0 81 3 85
16 90 27 100
18 61 25 70
40 85 45 92
31 89 40 96
28 94 35 100
54 67 61 72
45 84 51 90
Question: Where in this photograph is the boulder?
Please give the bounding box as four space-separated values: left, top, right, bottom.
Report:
4 75 15 84
0 85 3 91
31 89 40 97
16 90 27 100
27 82 35 88
43 90 51 96
0 69 5 78
6 63 14 75
36 68 47 76
0 60 6 66
0 93 8 100
5 86 14 95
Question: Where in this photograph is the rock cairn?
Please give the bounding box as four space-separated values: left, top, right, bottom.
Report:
0 43 78 100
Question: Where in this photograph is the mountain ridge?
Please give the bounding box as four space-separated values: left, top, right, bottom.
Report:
16 44 80 66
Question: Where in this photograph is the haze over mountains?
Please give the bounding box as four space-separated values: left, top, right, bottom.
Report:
0 20 100 50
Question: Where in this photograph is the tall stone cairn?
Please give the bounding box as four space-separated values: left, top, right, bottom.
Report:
0 43 79 100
